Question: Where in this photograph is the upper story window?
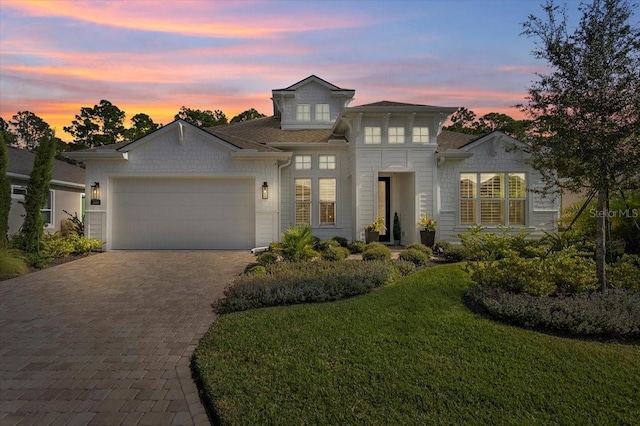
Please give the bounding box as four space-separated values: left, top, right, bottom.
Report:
460 172 527 226
295 155 312 170
319 155 336 170
315 104 330 121
412 126 430 143
364 127 381 144
296 104 310 121
388 127 405 144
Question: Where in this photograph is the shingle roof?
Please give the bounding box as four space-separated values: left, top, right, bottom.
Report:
7 146 85 185
436 131 479 151
204 116 341 148
357 100 434 108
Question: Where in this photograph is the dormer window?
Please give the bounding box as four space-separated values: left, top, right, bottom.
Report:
412 127 430 143
364 127 382 144
388 127 405 144
296 104 310 121
316 104 330 121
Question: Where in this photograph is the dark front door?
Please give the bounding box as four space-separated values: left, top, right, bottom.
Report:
377 177 391 242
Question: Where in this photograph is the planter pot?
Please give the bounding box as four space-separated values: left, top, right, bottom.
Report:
365 231 380 244
420 230 436 247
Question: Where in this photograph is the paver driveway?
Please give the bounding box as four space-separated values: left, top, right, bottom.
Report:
0 251 253 426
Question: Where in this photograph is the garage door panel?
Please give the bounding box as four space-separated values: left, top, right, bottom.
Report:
112 178 255 250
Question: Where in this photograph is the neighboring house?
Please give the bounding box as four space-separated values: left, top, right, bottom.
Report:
7 146 85 235
66 75 559 250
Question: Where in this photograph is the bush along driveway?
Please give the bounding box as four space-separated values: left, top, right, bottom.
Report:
0 250 253 426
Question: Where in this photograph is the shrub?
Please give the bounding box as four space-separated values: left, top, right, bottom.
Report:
0 248 29 277
257 251 279 266
465 286 640 340
317 239 340 251
332 236 349 248
546 249 598 294
399 248 430 267
26 252 51 269
404 243 433 257
41 233 102 258
390 259 416 277
444 245 469 262
246 265 267 276
213 260 395 314
348 241 366 254
433 240 451 254
607 254 640 291
362 244 391 261
280 225 318 262
321 246 350 262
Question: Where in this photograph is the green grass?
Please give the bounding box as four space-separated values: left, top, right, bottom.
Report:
0 247 29 278
193 264 640 425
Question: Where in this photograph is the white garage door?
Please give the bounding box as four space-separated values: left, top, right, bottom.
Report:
111 178 255 250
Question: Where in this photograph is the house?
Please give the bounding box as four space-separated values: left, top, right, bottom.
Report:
7 146 85 235
65 75 560 250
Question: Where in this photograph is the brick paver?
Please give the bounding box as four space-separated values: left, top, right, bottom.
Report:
0 251 253 425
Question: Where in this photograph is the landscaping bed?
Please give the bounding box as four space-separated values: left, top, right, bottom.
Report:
193 264 640 425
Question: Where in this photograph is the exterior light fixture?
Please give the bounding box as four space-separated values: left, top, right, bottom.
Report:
262 181 269 199
90 182 101 205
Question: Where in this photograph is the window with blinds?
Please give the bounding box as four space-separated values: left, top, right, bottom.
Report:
295 178 311 226
460 172 526 226
319 178 336 225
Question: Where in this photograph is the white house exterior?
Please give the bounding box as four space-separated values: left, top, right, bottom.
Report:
66 75 560 250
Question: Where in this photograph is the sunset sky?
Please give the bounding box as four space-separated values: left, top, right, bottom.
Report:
1 0 568 142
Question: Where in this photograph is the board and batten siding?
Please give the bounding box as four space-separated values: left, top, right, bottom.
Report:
437 140 560 243
84 124 279 250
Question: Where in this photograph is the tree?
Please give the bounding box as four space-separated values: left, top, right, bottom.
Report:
230 108 266 123
444 108 531 139
10 111 53 150
19 136 56 253
0 117 17 147
520 0 640 290
64 100 126 148
445 107 478 134
123 113 161 141
0 133 11 245
175 107 227 127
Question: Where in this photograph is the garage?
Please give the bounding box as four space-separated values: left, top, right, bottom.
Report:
111 178 256 250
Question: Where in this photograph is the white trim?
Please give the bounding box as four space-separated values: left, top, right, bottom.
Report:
7 172 85 189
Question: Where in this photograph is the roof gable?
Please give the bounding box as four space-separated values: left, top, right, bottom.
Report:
274 75 353 92
460 131 527 151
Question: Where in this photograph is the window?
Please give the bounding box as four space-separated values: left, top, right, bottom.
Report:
296 104 310 121
295 155 312 170
319 179 336 225
41 190 53 227
460 173 526 226
295 179 312 226
364 127 381 144
412 126 430 143
11 185 27 200
388 127 405 144
316 104 330 121
319 155 336 170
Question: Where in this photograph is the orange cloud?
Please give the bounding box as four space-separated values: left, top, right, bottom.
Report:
3 0 366 39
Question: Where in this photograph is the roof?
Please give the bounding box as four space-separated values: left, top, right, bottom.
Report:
204 116 341 147
273 75 354 92
7 146 85 185
436 131 479 151
357 101 435 108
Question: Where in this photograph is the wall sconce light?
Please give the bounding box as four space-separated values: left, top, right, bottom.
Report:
90 182 101 205
262 181 269 200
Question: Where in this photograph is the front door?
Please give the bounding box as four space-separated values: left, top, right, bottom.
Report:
377 177 391 242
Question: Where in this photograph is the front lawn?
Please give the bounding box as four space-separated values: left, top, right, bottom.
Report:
193 264 640 425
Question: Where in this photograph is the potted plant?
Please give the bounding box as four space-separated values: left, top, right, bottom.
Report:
418 213 436 247
393 212 401 245
365 217 387 243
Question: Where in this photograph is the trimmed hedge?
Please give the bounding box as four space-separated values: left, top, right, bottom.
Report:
465 286 640 340
322 246 351 262
362 244 391 261
404 243 433 257
399 248 430 267
213 260 395 314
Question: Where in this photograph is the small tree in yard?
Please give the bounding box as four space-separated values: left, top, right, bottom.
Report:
520 0 640 291
0 135 11 246
20 136 56 253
